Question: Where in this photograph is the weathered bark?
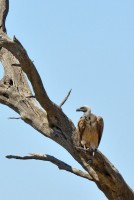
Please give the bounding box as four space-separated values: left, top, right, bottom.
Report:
0 1 133 199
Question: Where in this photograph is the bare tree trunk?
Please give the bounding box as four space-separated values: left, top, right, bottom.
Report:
0 1 133 199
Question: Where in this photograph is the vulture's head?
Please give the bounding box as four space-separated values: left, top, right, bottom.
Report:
76 105 91 119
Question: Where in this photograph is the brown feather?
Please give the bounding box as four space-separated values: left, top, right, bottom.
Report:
77 114 104 152
77 117 86 141
97 116 104 146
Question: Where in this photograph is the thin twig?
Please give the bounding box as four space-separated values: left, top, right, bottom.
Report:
6 153 93 181
59 89 72 107
8 117 21 119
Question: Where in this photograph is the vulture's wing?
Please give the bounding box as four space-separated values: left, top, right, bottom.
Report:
97 116 104 146
77 117 86 140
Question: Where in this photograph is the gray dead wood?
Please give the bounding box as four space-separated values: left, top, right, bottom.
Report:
6 153 93 181
0 0 133 199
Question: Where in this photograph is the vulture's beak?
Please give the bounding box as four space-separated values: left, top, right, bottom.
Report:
76 108 83 112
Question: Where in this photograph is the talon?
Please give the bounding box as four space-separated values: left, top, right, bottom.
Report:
75 146 87 152
83 144 86 150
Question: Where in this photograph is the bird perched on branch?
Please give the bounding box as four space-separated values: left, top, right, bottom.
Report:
76 105 104 156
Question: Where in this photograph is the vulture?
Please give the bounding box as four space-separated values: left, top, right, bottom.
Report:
76 105 104 156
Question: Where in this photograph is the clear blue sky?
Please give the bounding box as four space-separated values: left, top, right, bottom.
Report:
0 0 134 199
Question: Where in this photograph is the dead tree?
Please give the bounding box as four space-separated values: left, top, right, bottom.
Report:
0 1 133 199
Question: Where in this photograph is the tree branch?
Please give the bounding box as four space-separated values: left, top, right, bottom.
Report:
0 0 9 33
59 89 72 107
6 153 93 181
0 35 53 113
0 1 134 200
0 35 76 141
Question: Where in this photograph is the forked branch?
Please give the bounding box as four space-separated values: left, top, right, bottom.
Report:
0 35 53 112
6 153 93 181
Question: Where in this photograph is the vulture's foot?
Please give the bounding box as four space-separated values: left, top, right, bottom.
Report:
75 146 89 152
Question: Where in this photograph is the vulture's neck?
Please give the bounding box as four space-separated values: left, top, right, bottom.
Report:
83 110 91 120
